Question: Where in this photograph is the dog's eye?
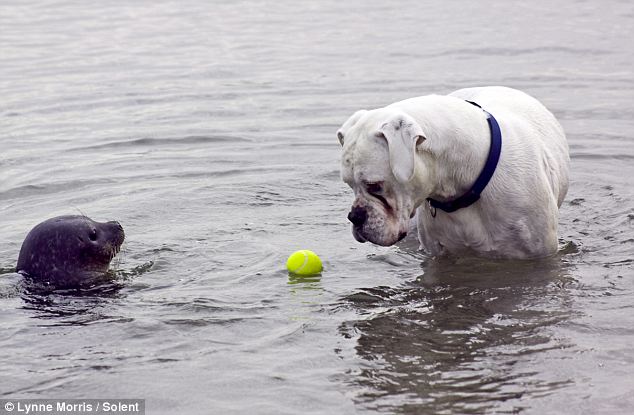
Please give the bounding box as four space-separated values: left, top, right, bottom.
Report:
366 182 391 209
366 182 383 195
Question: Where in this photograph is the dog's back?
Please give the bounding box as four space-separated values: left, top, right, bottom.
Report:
450 86 569 208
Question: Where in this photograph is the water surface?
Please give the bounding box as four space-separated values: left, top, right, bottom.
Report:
1 1 633 414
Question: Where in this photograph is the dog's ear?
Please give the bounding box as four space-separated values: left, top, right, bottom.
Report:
378 114 426 183
337 110 367 146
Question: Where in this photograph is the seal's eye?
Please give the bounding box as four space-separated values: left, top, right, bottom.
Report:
88 229 98 241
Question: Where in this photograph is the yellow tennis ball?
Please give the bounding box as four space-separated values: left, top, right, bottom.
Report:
286 250 323 275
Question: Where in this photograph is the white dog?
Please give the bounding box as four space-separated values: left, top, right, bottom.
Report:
337 86 569 259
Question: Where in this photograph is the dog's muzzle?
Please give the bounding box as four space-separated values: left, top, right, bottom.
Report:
347 206 367 227
348 206 368 243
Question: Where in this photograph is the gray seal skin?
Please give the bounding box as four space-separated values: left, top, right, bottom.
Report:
16 215 125 288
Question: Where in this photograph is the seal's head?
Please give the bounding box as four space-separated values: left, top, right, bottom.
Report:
17 215 125 288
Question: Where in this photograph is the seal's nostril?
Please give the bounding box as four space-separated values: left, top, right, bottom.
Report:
347 206 368 226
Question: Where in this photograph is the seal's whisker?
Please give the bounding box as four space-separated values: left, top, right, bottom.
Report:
112 245 126 273
73 206 88 219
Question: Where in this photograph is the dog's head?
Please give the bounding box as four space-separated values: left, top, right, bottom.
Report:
338 108 433 246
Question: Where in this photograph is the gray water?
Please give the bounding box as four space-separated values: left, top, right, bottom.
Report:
1 1 633 414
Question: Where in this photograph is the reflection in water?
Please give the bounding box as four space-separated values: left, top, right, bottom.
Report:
19 280 126 326
288 273 322 287
340 254 578 413
8 261 155 325
11 263 157 326
287 272 325 322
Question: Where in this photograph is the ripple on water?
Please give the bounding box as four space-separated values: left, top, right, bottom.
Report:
68 134 253 152
338 256 578 413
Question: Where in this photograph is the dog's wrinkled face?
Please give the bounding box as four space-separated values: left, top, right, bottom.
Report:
338 109 430 246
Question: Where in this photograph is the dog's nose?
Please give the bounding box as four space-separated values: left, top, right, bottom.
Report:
347 206 368 226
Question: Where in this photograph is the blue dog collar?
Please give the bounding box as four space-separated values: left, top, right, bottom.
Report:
426 100 502 214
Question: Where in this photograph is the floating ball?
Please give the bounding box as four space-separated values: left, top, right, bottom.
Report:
286 250 323 275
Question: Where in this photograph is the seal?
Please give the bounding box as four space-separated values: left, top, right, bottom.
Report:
16 215 125 288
